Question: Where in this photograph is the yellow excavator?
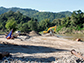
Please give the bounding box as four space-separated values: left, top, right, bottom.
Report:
43 26 57 34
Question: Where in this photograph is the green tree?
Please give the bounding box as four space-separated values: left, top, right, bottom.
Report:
38 19 51 31
64 17 71 27
52 19 61 26
19 23 30 33
71 10 83 26
5 18 17 31
28 19 38 31
61 18 66 26
44 19 51 28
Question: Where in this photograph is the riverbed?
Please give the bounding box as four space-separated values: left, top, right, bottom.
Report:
0 34 84 63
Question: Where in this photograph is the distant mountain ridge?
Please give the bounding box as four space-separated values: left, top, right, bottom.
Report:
0 7 72 21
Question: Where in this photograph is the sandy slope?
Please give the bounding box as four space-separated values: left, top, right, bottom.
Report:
0 35 84 62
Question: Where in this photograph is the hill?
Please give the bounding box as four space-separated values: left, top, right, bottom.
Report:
0 7 72 21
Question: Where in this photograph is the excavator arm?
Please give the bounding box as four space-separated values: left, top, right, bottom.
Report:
43 26 57 34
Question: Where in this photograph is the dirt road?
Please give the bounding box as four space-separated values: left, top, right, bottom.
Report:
0 35 84 62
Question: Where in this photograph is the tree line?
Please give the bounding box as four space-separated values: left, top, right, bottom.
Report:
52 10 84 33
0 10 84 33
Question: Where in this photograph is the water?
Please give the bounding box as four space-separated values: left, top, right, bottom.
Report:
56 34 84 42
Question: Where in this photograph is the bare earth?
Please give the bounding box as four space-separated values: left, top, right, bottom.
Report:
0 35 84 63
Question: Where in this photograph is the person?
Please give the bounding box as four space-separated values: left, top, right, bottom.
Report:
50 28 54 36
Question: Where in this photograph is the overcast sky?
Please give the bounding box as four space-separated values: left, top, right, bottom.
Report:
0 0 84 12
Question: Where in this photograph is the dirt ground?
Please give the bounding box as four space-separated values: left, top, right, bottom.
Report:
0 34 84 63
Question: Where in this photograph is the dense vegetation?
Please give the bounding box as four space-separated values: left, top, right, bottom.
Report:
0 11 31 32
0 10 53 33
0 7 72 21
0 7 83 34
52 10 84 33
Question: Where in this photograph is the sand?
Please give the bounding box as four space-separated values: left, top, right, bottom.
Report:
0 34 84 63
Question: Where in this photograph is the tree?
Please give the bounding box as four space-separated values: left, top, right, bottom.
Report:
70 10 84 30
71 10 84 26
64 17 71 27
52 19 61 26
5 18 17 31
19 23 30 33
28 19 38 31
38 19 51 31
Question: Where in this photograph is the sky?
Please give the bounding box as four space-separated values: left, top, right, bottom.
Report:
0 0 84 12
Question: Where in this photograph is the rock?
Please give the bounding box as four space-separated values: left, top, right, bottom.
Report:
76 38 82 41
0 52 10 60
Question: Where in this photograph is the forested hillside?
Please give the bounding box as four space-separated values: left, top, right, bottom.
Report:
0 7 72 21
0 11 31 32
0 7 83 34
52 10 84 33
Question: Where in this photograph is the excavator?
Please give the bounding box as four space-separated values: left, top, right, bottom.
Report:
43 26 57 34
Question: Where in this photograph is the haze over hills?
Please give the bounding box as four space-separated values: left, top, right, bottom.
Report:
0 7 72 21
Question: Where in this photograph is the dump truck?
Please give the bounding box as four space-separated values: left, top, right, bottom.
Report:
43 26 57 34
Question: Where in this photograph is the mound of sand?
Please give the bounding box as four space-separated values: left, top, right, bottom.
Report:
29 31 41 36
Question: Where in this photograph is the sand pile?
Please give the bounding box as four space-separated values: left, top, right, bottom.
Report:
29 31 41 36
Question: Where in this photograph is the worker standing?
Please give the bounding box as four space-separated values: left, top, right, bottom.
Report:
50 28 54 36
